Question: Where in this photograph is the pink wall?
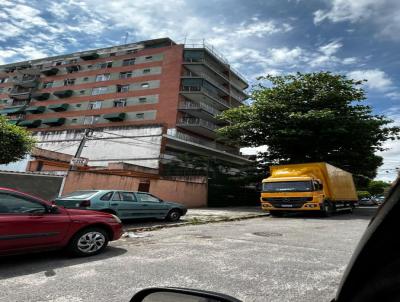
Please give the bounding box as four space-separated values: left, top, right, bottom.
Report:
62 171 207 208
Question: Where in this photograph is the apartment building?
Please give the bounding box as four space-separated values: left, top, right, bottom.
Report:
0 38 250 171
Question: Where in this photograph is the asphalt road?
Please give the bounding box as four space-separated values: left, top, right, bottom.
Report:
0 207 376 302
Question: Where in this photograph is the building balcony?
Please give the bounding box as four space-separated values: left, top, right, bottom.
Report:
103 112 126 122
42 117 66 126
180 85 230 110
48 103 69 112
25 106 46 114
80 52 99 60
177 117 218 138
53 90 73 98
66 65 81 73
31 92 50 101
41 67 59 76
178 101 224 124
9 88 32 97
0 105 26 115
19 119 41 128
181 74 230 95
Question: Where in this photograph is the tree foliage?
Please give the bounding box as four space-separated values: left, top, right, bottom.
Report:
366 180 391 195
0 116 36 164
218 72 399 183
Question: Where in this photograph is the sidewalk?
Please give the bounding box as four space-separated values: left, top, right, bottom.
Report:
123 206 268 233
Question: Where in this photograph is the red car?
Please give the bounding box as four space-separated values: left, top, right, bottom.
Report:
0 187 123 257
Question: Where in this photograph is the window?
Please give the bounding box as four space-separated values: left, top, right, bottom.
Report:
112 192 122 201
113 99 127 107
145 56 153 60
0 193 46 214
120 192 136 201
141 83 150 88
88 101 102 110
0 88 3 93
143 69 150 74
100 192 113 201
91 87 108 95
83 77 89 81
64 78 76 86
122 58 135 66
119 71 132 79
54 61 62 66
70 59 78 64
99 61 112 69
75 103 82 107
136 113 144 119
83 115 100 125
117 84 129 93
95 74 110 82
87 65 93 69
80 90 85 95
126 49 136 54
139 97 147 103
43 81 53 88
0 77 8 83
109 53 116 57
136 192 160 203
71 118 77 124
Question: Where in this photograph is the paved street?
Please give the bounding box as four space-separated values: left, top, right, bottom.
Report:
0 207 376 302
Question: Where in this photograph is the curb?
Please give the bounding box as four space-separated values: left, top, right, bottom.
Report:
123 213 270 233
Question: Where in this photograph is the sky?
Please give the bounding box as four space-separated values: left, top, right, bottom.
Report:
0 0 399 181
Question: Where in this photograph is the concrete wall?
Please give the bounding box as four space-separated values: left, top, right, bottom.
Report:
33 125 164 169
0 171 64 200
62 171 207 208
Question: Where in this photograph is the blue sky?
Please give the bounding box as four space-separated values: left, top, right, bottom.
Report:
1 0 399 181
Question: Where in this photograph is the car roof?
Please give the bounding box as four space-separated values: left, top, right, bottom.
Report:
0 187 51 205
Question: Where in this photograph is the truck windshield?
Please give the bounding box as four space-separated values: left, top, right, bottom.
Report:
262 181 313 192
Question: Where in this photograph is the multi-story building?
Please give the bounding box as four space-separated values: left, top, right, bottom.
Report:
0 38 251 172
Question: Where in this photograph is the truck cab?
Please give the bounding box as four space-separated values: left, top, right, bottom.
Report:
261 176 324 213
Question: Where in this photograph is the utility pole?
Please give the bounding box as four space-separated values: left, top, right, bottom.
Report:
69 129 92 171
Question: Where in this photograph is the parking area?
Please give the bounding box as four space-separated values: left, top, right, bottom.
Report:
0 207 376 302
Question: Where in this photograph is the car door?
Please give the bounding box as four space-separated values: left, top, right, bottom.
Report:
0 191 71 252
110 191 140 219
135 192 170 218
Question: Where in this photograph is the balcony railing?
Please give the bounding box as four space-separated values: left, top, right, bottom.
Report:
181 86 230 108
182 72 230 95
178 117 218 131
178 101 221 116
168 130 240 155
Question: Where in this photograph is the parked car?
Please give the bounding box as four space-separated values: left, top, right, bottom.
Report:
371 195 385 205
0 187 123 257
54 190 187 221
358 197 377 206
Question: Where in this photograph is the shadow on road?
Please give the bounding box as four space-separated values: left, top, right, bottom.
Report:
0 246 127 280
272 206 378 221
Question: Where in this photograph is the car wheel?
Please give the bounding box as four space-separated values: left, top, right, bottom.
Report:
167 209 181 222
68 227 109 257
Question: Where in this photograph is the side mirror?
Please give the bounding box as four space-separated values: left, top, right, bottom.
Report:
130 288 242 302
47 204 59 214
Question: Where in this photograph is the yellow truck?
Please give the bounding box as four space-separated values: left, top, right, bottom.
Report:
260 162 358 217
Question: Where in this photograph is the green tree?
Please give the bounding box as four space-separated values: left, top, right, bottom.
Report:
218 72 399 184
367 180 391 195
0 116 35 164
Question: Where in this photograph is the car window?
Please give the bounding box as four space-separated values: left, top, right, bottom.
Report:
136 193 160 203
100 192 113 201
120 192 136 201
60 191 98 199
112 192 122 201
0 192 46 214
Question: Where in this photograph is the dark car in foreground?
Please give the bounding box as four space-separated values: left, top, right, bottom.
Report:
55 190 187 221
0 187 123 257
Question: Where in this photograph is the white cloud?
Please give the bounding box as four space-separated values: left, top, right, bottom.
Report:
318 40 342 56
236 21 293 38
342 57 357 64
313 0 400 41
347 69 393 91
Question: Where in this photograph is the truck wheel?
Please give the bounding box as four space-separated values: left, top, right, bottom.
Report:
321 201 333 217
270 211 285 217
